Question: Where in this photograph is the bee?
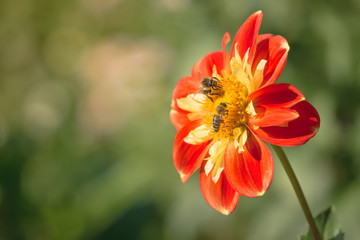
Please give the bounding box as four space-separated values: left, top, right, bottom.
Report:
213 103 228 132
200 77 223 102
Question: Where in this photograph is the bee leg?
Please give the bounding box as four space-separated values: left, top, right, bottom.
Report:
212 86 222 90
205 94 214 102
209 92 221 96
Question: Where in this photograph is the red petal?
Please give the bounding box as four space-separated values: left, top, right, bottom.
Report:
248 106 299 127
230 11 263 63
253 35 289 87
222 32 231 72
170 108 189 131
256 33 273 43
222 32 231 54
252 101 320 146
251 34 272 73
191 51 225 79
224 132 274 198
247 83 306 128
172 76 200 102
171 76 201 130
200 161 240 215
173 120 211 183
248 83 305 108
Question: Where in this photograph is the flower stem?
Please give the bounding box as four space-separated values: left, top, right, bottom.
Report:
271 145 321 240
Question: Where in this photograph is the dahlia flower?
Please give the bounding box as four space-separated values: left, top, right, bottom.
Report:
170 11 320 215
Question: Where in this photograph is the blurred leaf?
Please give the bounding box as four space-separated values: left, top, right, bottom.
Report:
299 206 344 240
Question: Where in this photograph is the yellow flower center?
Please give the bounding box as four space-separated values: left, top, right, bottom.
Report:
202 72 249 140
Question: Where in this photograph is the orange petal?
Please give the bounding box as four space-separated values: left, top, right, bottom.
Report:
224 132 274 197
173 120 211 183
191 51 225 79
248 83 305 108
248 106 299 127
172 76 201 103
251 101 320 146
252 35 290 87
200 161 240 215
170 108 190 131
230 11 263 64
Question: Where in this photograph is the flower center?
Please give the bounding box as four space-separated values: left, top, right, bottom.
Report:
203 71 249 140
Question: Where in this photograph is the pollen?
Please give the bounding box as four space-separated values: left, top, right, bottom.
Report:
203 71 250 140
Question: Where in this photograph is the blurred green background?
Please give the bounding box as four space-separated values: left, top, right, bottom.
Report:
1 0 360 239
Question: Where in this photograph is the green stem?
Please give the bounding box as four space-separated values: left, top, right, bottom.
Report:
271 145 321 240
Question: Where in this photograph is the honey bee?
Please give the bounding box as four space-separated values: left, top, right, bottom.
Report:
213 103 228 132
200 77 222 102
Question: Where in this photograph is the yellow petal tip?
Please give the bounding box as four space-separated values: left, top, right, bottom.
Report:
179 171 187 183
222 209 230 216
258 190 266 196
